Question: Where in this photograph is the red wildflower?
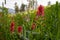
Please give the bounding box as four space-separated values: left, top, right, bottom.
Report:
18 26 23 33
31 23 36 30
37 5 44 16
36 10 41 16
10 22 15 32
41 11 44 16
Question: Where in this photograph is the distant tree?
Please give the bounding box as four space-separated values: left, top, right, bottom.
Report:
15 2 19 13
48 1 51 5
4 0 6 4
2 2 8 14
27 0 37 10
2 2 4 8
27 0 32 10
20 3 26 12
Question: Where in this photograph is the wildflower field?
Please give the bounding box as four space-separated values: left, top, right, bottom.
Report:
0 1 60 40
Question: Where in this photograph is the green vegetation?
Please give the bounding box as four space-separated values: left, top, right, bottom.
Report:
0 1 60 40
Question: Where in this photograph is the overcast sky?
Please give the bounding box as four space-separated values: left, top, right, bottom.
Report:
0 0 59 9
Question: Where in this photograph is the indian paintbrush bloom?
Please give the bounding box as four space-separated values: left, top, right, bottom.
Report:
37 5 44 16
18 26 23 33
10 21 15 33
31 23 36 30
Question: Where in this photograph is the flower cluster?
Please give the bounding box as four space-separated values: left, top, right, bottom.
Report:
31 23 36 30
37 5 44 16
10 21 23 33
18 26 23 33
10 21 15 33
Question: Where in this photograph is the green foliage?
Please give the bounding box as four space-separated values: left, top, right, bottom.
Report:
0 1 60 40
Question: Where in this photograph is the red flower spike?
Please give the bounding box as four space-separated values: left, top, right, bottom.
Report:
18 26 23 33
41 11 44 16
37 5 44 16
10 22 15 32
31 23 36 30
